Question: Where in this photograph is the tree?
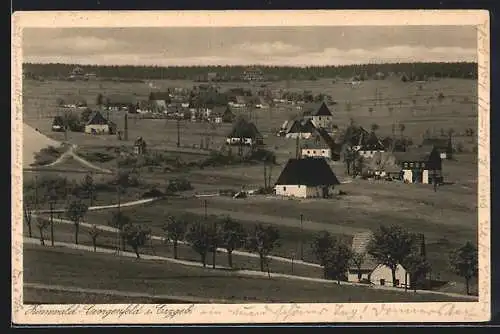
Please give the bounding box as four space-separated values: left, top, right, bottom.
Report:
108 211 131 251
36 218 50 246
398 123 406 139
123 223 151 259
245 224 280 272
367 224 416 287
162 215 188 259
23 194 35 238
449 241 478 295
88 224 101 252
186 221 211 267
324 240 352 284
207 215 221 269
81 173 95 207
218 216 246 268
350 252 366 282
65 198 88 245
402 253 431 291
311 231 336 279
96 93 104 108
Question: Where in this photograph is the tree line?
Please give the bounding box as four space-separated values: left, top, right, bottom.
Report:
23 62 477 81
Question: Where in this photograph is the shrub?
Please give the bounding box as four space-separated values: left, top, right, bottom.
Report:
142 188 165 198
166 178 193 192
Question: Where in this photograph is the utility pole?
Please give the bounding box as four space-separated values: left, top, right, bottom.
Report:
124 113 128 141
300 214 304 261
49 199 55 247
204 199 208 219
176 118 181 148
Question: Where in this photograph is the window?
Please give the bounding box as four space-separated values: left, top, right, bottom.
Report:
283 186 287 191
421 163 426 168
380 279 385 286
404 163 409 168
395 279 400 286
410 162 414 168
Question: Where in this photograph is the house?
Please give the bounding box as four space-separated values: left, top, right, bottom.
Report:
241 67 264 81
393 145 443 184
348 232 409 287
51 116 65 132
301 128 341 160
364 151 402 179
284 119 317 139
211 106 234 124
226 118 264 146
420 137 453 160
133 136 147 155
302 102 334 129
255 96 270 109
104 94 137 112
274 158 340 198
348 232 427 288
353 130 386 158
85 110 114 135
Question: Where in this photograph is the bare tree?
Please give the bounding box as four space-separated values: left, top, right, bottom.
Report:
162 215 188 259
88 224 101 252
65 198 88 245
36 218 50 246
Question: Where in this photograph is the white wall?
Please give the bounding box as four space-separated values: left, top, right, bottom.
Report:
358 150 385 159
301 148 332 159
422 169 429 184
285 132 312 139
226 137 254 145
440 152 447 159
311 115 333 128
402 169 413 183
85 124 109 134
275 185 335 198
370 264 408 288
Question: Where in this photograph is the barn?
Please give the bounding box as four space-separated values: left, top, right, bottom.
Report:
274 158 340 198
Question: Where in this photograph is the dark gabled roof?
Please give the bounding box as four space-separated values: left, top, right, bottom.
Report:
287 119 316 134
302 102 333 117
275 158 340 186
212 105 233 117
227 119 262 139
359 132 386 151
105 94 137 105
421 137 451 150
86 111 109 126
149 92 171 101
392 145 436 162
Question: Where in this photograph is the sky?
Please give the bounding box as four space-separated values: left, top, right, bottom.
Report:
22 26 477 66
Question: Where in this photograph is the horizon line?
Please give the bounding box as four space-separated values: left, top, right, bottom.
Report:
22 60 478 69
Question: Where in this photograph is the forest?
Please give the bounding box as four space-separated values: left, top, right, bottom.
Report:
23 62 477 81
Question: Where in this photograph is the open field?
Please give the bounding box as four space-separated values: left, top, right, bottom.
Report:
23 244 472 303
22 77 479 300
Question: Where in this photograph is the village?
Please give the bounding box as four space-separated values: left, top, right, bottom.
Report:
22 63 479 303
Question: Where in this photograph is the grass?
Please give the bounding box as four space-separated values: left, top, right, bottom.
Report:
23 244 473 303
25 216 324 278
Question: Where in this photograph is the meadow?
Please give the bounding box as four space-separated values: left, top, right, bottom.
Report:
22 76 479 300
23 244 472 303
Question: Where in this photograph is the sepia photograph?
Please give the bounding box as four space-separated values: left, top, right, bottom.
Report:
11 11 490 324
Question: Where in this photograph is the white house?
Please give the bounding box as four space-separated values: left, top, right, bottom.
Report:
303 101 334 129
300 127 339 160
85 110 114 135
225 119 264 146
274 158 340 199
348 232 409 288
393 145 443 184
301 148 332 159
353 130 386 159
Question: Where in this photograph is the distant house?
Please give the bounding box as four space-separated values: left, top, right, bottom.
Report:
348 231 408 287
104 94 137 112
241 67 264 81
284 119 317 139
420 137 453 160
85 110 115 135
353 130 386 159
133 136 147 155
393 145 443 184
226 119 263 146
302 102 334 129
274 158 340 198
51 116 65 132
211 106 235 124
